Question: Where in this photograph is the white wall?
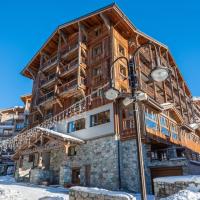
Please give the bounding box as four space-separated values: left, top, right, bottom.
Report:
55 103 115 140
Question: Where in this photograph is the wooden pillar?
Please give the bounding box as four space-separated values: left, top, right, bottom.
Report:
78 22 82 87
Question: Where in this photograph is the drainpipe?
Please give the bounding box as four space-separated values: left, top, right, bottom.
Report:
117 138 122 190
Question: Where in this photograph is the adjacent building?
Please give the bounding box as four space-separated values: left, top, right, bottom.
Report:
5 3 200 194
0 94 31 175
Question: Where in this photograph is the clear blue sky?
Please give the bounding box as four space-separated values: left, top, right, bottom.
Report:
0 0 199 108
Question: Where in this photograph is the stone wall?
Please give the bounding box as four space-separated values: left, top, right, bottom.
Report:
69 186 136 200
50 149 65 184
119 139 151 194
30 168 52 185
60 135 120 190
154 176 200 199
15 155 33 182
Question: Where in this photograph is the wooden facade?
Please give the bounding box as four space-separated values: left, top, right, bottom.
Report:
20 3 200 156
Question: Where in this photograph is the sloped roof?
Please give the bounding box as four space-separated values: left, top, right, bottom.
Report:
36 127 84 143
21 3 168 79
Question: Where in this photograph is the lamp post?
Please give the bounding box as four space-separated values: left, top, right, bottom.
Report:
104 42 171 200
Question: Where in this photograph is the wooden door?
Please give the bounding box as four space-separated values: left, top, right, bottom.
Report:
72 168 80 185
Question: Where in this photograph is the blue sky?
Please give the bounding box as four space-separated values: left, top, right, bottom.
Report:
0 0 199 108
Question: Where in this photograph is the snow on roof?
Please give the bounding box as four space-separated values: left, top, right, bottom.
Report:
36 127 85 144
70 186 136 199
154 176 200 184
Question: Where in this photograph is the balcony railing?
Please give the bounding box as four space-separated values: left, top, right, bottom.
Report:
58 79 78 94
61 42 78 58
58 78 86 96
37 91 54 105
150 147 186 162
59 59 79 76
41 42 79 71
40 73 56 86
42 55 58 70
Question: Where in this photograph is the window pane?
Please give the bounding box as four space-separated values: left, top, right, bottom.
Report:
90 110 110 127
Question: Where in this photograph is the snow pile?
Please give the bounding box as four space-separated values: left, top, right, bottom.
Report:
160 190 200 200
0 176 68 200
154 176 200 184
71 186 136 199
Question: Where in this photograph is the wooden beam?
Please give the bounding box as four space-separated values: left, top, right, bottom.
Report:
100 13 110 31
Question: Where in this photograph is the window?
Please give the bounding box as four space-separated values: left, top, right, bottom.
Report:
68 146 77 156
94 27 102 37
160 116 170 136
93 66 102 76
119 44 125 56
145 109 158 130
15 123 24 131
119 64 127 77
67 118 85 133
90 110 110 127
3 129 12 136
92 44 102 57
171 123 178 140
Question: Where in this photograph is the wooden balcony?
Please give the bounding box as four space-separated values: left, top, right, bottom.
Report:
37 91 55 106
121 118 136 140
61 42 79 59
40 41 83 72
59 59 79 78
58 78 86 98
41 55 58 72
40 73 56 88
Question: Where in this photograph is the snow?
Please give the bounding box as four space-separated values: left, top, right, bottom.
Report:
36 127 84 143
71 186 136 199
0 176 68 200
160 190 200 200
154 175 200 184
71 187 155 200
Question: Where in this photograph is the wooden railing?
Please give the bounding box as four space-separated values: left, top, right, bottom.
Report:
41 42 79 70
42 55 58 70
40 73 56 86
37 91 54 105
58 79 78 94
61 42 78 57
59 59 79 75
150 147 186 162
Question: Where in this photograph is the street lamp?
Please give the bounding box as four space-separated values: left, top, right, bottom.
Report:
104 42 171 200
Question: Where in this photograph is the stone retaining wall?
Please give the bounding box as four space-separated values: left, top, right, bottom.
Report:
69 186 136 200
154 176 200 199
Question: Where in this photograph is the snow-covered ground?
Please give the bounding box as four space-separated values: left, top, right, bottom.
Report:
0 176 69 200
1 175 199 200
160 190 200 200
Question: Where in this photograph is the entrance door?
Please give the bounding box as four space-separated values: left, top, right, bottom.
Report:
151 167 183 193
72 168 80 185
42 152 50 170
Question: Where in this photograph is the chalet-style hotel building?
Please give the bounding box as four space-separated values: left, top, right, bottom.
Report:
4 3 200 194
